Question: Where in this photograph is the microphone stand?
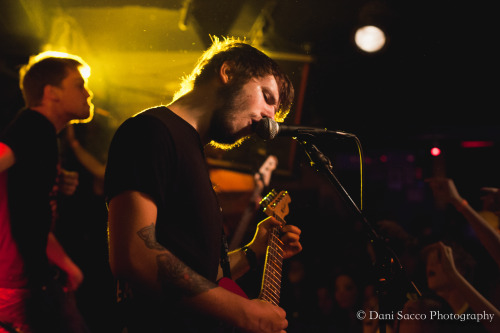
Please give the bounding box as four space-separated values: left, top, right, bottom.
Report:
295 136 420 333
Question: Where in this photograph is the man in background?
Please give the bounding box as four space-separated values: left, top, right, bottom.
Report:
0 52 93 333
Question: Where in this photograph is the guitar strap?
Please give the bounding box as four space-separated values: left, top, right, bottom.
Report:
220 229 232 279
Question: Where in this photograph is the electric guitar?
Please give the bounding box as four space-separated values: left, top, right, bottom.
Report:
219 189 291 306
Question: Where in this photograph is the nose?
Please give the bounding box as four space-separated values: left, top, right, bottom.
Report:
86 88 94 100
262 105 276 120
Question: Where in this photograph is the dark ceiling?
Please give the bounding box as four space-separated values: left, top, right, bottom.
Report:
0 0 498 148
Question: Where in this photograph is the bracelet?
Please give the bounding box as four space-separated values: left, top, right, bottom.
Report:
242 246 258 271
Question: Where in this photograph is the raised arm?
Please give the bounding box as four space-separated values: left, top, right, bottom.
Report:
427 177 500 267
108 190 288 333
435 242 500 333
65 125 106 181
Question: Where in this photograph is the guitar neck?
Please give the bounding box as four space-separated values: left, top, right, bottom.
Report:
257 190 290 306
258 220 285 305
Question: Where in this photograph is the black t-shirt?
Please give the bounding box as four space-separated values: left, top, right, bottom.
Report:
1 108 58 285
104 106 224 332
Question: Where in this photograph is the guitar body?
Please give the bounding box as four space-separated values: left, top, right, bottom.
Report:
218 277 248 299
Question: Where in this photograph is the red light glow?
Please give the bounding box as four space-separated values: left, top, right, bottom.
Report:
430 147 441 156
461 141 494 148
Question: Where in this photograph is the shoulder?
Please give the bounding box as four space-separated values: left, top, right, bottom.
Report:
2 109 54 136
115 106 199 146
112 109 171 145
107 107 180 160
1 109 56 162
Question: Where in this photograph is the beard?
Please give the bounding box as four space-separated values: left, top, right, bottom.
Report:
208 81 251 150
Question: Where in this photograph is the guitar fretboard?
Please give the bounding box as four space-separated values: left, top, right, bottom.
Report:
258 215 285 305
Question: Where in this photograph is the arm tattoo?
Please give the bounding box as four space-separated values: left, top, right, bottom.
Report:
157 253 217 297
137 223 216 297
137 223 164 250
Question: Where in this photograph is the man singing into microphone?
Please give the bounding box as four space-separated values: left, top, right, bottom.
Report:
254 116 356 140
104 36 302 333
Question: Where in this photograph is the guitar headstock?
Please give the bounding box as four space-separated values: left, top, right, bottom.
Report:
260 189 291 222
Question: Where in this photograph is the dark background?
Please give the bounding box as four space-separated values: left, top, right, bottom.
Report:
1 0 499 331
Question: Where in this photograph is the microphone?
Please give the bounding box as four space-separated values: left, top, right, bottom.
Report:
253 118 355 140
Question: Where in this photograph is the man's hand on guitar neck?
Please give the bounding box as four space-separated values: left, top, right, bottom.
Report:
223 216 302 282
247 216 302 262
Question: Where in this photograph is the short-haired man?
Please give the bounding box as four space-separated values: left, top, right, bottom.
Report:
0 52 93 333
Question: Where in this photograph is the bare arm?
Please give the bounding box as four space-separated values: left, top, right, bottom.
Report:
46 232 84 291
453 198 500 267
108 190 288 333
427 177 500 267
66 125 106 181
436 242 500 333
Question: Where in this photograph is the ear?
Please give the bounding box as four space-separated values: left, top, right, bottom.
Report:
43 85 60 102
219 61 233 84
42 84 61 101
